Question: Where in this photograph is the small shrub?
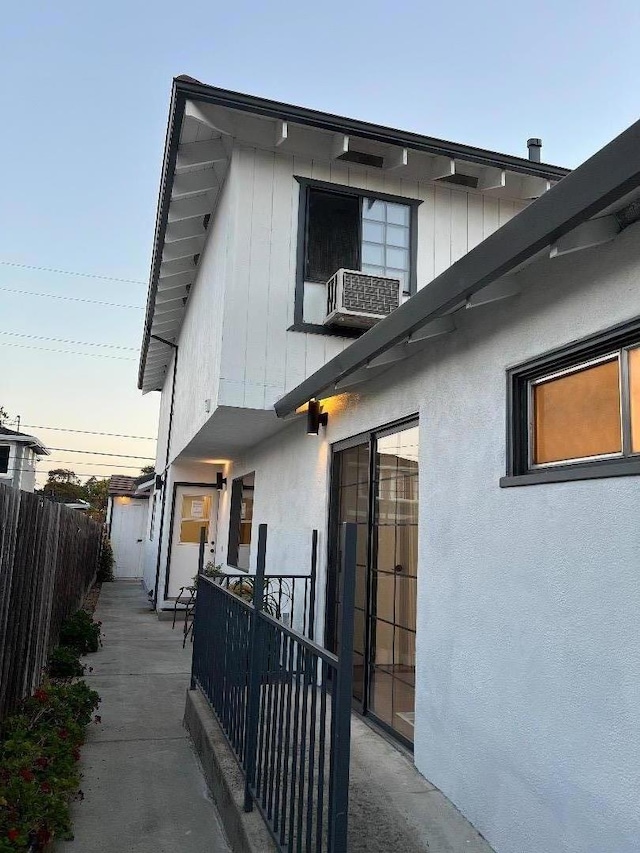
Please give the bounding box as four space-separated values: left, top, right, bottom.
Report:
0 681 100 850
47 647 84 679
60 610 101 655
96 538 114 583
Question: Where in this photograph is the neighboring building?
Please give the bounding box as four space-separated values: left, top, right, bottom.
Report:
138 78 640 852
107 475 153 579
0 426 49 492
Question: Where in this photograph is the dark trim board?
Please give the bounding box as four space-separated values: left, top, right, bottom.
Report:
500 458 640 487
275 116 640 417
287 323 363 339
163 481 217 602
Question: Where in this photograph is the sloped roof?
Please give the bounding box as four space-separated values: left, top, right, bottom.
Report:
0 426 49 455
108 474 152 497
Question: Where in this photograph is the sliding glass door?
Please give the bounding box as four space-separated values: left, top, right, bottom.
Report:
327 420 419 745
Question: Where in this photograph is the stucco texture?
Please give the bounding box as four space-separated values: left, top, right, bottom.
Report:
228 223 640 853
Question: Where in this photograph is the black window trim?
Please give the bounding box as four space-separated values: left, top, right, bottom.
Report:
227 473 255 571
292 177 421 333
502 315 640 487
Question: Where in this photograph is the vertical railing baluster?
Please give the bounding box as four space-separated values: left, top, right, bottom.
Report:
309 530 318 641
243 523 267 812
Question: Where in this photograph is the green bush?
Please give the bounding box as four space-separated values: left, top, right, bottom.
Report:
47 647 84 679
0 681 100 850
96 538 114 583
60 610 101 655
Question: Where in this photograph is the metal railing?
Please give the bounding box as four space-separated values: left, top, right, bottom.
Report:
191 523 356 853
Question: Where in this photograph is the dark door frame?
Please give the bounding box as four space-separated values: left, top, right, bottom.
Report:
325 415 418 741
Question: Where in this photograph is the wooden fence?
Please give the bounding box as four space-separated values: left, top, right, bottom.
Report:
0 482 103 720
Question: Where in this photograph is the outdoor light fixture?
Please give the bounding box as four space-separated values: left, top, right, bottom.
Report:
215 472 227 489
306 399 328 435
154 474 163 491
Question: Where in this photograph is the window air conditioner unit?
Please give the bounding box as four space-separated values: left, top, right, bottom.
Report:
324 269 401 330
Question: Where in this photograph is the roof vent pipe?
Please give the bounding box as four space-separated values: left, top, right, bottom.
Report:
527 138 542 162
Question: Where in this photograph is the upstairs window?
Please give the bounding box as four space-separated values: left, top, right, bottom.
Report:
0 446 9 474
305 188 412 294
504 321 640 485
295 179 419 330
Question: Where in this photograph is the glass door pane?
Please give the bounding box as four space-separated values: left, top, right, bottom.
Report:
369 424 419 744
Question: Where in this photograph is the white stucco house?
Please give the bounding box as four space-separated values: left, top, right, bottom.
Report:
137 76 640 853
0 425 49 492
106 474 153 579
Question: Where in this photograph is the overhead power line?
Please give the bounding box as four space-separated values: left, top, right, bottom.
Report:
0 342 136 361
19 424 155 440
0 287 144 310
42 460 150 470
0 260 146 285
0 331 137 351
47 447 155 459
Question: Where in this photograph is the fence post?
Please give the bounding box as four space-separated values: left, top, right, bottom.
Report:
329 522 356 853
190 526 207 690
243 523 267 812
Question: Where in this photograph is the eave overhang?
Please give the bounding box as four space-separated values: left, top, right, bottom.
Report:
274 117 640 418
138 76 569 393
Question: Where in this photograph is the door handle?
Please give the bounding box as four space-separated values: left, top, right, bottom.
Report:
136 539 143 543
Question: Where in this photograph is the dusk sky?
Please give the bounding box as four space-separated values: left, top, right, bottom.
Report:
2 0 640 484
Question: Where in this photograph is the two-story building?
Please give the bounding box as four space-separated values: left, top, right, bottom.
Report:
138 77 640 853
0 425 49 492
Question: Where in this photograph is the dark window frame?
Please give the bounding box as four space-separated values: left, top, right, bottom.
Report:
292 177 421 335
0 445 9 475
502 316 640 487
227 473 255 571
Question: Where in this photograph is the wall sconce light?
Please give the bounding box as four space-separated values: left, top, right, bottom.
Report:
216 472 227 489
306 399 328 435
155 474 163 491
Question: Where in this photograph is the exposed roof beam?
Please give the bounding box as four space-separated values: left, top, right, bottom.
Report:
429 156 456 181
172 170 218 198
274 115 640 417
162 236 205 262
167 195 213 222
156 290 188 305
160 256 197 277
466 276 521 308
276 120 288 146
385 147 408 170
165 219 206 242
176 140 227 170
478 167 506 192
521 175 551 199
332 134 349 159
157 271 194 291
550 215 620 258
184 101 234 135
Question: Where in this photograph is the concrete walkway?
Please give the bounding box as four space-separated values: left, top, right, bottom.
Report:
55 581 230 853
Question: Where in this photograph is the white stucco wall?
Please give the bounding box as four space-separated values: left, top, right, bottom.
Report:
209 222 640 853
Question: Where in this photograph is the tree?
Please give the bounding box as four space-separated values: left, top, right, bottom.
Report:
83 477 109 516
140 465 155 476
0 405 9 426
43 469 84 503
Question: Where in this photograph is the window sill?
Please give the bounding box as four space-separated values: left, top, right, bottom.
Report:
500 457 640 487
288 322 364 338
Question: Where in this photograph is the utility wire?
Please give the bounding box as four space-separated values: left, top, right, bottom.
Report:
0 342 136 361
18 424 155 440
0 331 137 351
41 460 150 470
0 260 146 285
0 287 144 310
46 447 155 459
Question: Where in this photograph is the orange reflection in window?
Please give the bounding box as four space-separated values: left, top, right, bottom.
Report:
533 358 622 464
630 348 640 452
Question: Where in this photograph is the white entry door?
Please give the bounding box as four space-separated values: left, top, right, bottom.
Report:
112 500 148 578
167 486 218 599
